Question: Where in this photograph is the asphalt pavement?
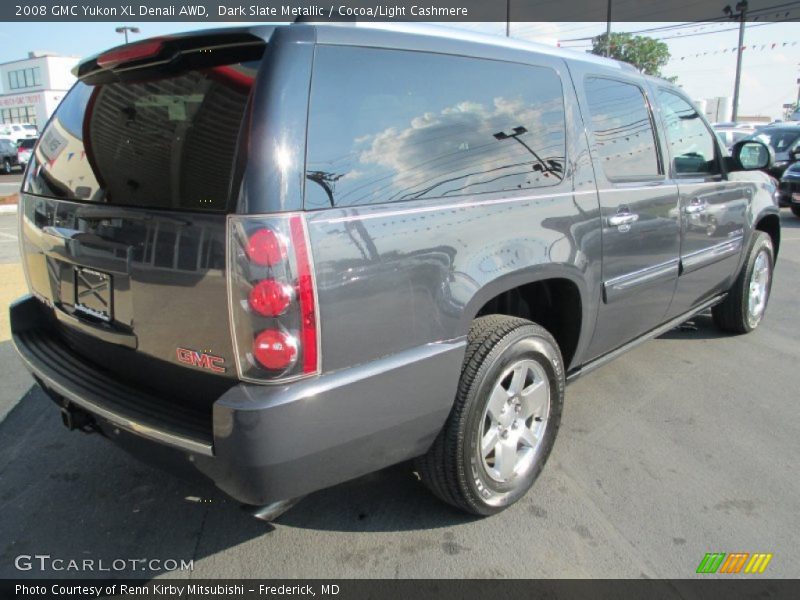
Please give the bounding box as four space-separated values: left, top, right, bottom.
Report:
0 210 798 579
0 171 22 200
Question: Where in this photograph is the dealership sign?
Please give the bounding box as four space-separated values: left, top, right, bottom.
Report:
0 93 43 107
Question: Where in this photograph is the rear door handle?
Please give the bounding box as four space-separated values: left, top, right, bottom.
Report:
607 213 639 227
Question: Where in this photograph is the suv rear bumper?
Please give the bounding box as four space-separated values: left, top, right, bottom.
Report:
10 295 463 506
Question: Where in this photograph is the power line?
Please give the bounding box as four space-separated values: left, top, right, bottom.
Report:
557 0 800 41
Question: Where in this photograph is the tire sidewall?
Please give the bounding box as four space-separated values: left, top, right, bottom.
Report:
739 233 774 332
460 327 564 514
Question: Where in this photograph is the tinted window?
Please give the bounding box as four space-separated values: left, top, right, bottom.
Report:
747 128 800 152
305 46 566 208
658 90 719 175
584 77 660 180
23 59 260 212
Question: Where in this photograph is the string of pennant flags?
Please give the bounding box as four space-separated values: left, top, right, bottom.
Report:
670 40 798 61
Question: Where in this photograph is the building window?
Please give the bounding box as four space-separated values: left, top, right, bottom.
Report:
0 107 37 126
8 67 42 90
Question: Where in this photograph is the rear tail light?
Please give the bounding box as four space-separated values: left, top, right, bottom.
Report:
228 214 320 382
248 279 293 317
96 39 166 69
253 329 297 371
245 227 286 266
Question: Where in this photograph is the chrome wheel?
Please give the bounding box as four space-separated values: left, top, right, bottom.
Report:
480 359 550 483
747 249 770 328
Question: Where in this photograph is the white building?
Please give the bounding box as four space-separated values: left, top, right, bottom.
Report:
0 52 79 130
696 96 733 124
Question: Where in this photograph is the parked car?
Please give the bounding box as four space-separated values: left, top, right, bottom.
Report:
779 161 800 217
742 123 800 179
0 122 38 142
711 121 763 131
713 125 754 153
0 138 20 173
10 24 780 519
16 137 37 170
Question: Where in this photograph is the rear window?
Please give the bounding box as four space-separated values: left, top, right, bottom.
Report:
18 138 36 150
305 46 566 208
23 60 260 212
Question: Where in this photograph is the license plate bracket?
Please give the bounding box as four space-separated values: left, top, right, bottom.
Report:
74 267 113 322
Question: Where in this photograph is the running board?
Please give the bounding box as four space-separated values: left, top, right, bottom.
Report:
566 294 727 383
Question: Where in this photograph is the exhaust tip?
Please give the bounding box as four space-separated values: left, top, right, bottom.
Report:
247 497 301 522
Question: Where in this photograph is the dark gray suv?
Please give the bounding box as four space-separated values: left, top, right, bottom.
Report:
10 24 780 518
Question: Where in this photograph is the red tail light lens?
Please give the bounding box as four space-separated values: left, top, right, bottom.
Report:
253 329 297 371
289 216 318 374
245 228 286 267
97 39 165 69
228 214 320 382
248 279 292 317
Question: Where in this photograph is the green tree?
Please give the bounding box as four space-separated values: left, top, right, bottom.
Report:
591 32 672 79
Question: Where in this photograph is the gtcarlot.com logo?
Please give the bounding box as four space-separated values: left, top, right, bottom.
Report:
14 554 194 573
696 552 773 574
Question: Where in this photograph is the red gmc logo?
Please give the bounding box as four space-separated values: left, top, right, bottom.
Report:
176 348 226 373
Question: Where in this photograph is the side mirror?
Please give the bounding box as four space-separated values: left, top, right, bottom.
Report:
731 140 773 171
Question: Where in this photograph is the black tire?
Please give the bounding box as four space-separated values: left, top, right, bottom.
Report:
712 231 774 334
791 205 800 218
2 159 10 175
416 315 564 516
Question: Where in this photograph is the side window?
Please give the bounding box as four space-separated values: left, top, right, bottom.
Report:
584 77 661 180
305 46 567 208
658 90 720 176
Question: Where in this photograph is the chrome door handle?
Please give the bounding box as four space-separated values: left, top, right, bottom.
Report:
684 203 706 214
607 213 639 227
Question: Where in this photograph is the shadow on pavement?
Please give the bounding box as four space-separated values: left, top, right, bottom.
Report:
0 386 474 579
656 312 730 341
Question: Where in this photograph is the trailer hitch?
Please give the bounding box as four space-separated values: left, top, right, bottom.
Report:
59 403 97 434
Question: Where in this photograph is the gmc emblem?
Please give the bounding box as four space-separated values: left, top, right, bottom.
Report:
176 348 226 373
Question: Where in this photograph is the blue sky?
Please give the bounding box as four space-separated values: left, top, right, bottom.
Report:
0 20 797 119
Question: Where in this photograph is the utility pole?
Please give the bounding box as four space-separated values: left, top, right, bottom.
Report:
724 1 747 122
506 0 510 37
115 26 140 44
796 76 800 106
606 0 612 57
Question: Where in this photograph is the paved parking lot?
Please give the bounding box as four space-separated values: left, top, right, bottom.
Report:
0 210 798 579
0 172 22 200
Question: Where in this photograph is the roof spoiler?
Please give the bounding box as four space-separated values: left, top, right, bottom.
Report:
73 29 271 82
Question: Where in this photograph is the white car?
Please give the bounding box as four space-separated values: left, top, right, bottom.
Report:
0 122 38 142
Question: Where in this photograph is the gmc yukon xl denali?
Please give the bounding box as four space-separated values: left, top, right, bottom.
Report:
10 23 780 518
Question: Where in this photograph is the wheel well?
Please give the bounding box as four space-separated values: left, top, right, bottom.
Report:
475 278 582 367
756 214 780 259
